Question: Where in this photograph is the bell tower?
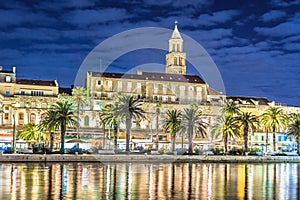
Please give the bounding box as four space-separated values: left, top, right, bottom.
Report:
166 21 186 74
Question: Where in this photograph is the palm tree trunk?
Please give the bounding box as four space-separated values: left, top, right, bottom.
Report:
114 125 118 151
188 127 193 154
244 123 248 156
60 122 66 154
224 137 228 154
171 133 175 152
273 128 276 152
76 104 80 149
50 132 54 152
265 131 269 153
125 117 132 152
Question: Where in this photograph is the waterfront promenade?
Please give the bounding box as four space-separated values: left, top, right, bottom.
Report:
1 154 300 163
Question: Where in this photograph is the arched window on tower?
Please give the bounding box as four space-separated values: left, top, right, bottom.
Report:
177 44 180 52
172 44 175 52
174 57 177 65
179 57 182 65
84 116 89 127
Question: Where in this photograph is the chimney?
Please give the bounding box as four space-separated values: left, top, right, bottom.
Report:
137 68 142 75
12 66 16 73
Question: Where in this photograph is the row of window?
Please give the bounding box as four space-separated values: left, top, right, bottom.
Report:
96 80 203 92
251 135 289 142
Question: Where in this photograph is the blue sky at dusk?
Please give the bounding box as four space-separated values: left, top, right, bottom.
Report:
0 0 299 105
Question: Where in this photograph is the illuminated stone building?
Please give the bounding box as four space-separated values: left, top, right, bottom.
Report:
86 24 225 149
0 66 58 144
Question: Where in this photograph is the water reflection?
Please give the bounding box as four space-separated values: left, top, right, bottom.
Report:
0 162 299 199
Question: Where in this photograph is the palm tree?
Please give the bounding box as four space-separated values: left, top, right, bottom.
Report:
163 109 182 152
114 95 145 152
222 100 240 117
287 113 300 155
100 104 122 151
18 123 48 143
43 101 77 153
72 87 88 148
211 115 240 154
180 105 207 154
235 112 258 155
39 109 58 151
260 107 286 152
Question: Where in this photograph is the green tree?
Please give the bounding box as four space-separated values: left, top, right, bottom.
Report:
235 112 258 155
180 105 207 154
100 103 122 151
260 107 286 152
114 95 145 152
163 109 182 152
287 113 300 155
211 115 240 154
39 109 58 151
18 123 48 143
72 87 88 148
222 100 240 117
43 101 77 153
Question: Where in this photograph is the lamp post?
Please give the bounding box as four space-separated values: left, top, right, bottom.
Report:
12 114 16 153
156 108 160 150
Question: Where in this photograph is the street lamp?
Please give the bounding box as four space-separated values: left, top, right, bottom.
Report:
12 114 16 153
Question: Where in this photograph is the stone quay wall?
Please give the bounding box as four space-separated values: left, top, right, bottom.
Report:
0 154 300 163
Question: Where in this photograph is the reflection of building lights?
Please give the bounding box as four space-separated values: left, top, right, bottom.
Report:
149 164 153 199
208 164 212 200
127 164 132 199
106 164 111 199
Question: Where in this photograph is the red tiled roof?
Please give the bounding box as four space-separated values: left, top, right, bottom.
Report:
16 78 57 86
89 71 205 84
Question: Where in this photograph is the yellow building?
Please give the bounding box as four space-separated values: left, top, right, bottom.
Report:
0 66 58 144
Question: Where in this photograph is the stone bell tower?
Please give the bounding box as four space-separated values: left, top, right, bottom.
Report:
166 21 186 74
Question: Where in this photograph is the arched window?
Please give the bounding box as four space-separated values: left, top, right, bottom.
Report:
177 44 180 52
84 116 89 127
174 57 177 65
30 113 36 124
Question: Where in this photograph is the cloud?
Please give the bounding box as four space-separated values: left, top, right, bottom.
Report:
0 27 60 41
197 10 241 26
63 8 131 27
270 0 300 7
254 21 300 37
34 0 96 11
0 9 55 27
261 10 286 22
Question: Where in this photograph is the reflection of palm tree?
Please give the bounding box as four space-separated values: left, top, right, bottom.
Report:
235 112 258 155
287 113 300 155
163 109 181 152
211 115 239 154
115 95 145 152
100 104 122 151
42 102 77 153
180 105 207 154
260 107 286 152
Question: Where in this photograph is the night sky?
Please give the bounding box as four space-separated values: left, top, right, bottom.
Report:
0 0 299 105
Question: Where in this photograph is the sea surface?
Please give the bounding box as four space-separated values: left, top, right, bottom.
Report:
0 162 299 199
